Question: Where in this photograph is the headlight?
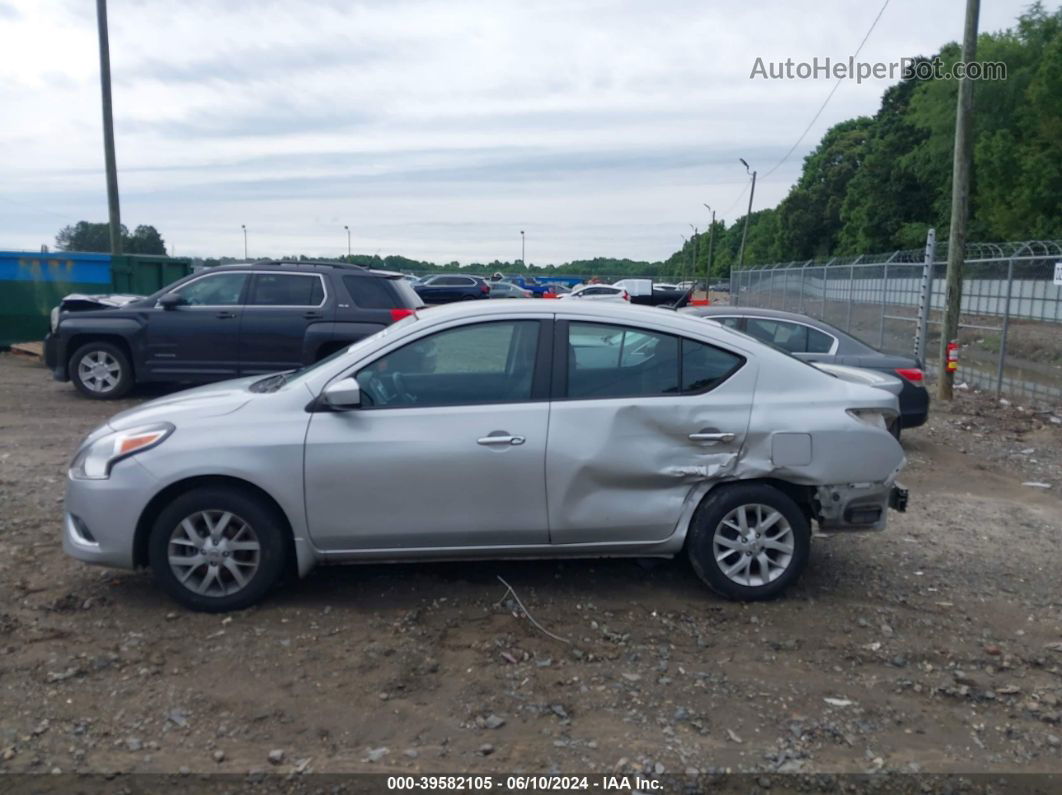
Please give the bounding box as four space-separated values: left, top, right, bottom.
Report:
70 423 174 480
50 307 60 332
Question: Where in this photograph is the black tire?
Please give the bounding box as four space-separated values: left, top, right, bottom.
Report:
69 341 133 400
148 487 288 612
687 483 810 601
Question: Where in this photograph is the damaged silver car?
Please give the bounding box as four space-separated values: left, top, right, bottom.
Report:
63 301 907 611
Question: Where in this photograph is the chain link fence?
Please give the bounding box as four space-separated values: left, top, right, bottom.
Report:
731 238 1062 406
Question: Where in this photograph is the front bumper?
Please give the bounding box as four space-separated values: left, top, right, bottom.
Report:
816 480 908 532
63 458 158 570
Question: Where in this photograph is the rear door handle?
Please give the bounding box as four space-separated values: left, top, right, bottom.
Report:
477 434 526 446
303 311 324 319
688 432 736 443
216 311 237 319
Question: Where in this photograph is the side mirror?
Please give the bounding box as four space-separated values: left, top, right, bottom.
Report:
321 377 361 410
158 293 187 310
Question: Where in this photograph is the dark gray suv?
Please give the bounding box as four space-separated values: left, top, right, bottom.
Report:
44 261 424 399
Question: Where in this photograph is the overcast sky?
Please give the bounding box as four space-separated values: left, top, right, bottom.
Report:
0 0 1032 264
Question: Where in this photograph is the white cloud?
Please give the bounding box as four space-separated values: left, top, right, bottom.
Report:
0 0 1033 262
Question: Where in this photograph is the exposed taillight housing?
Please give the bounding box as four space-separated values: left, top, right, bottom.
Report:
894 367 924 385
390 308 416 322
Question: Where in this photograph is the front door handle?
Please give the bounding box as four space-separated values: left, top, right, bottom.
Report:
688 431 736 443
216 311 237 319
477 434 526 446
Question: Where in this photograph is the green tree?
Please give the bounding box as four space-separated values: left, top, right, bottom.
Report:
56 221 168 255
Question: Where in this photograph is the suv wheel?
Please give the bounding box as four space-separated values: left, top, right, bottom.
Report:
687 483 810 601
69 342 133 399
148 487 288 612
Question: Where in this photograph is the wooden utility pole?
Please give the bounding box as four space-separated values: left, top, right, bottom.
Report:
737 169 757 269
96 0 122 255
938 0 980 400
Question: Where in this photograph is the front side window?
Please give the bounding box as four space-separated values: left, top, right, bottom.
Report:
249 274 324 306
172 272 248 306
355 320 539 408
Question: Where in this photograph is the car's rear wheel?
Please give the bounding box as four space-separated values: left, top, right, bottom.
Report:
148 487 288 612
69 341 133 399
687 483 810 601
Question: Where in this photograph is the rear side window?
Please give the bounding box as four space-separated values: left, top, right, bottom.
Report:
568 323 679 398
566 322 743 399
249 274 324 306
343 275 399 309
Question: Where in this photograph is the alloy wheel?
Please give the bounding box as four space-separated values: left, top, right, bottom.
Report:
167 510 261 597
713 503 794 587
77 350 121 393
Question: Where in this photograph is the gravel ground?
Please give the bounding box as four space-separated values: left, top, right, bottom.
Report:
1 351 1061 780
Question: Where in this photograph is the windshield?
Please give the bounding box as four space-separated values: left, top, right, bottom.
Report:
249 313 420 392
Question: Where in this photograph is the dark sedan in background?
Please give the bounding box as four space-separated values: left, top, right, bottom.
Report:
680 306 929 433
413 274 491 303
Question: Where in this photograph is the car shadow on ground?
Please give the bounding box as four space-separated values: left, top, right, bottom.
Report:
93 546 844 615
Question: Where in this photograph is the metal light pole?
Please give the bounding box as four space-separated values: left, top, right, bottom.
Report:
689 224 699 289
736 158 757 270
703 203 716 287
241 224 247 260
520 230 525 268
344 225 351 258
95 0 122 254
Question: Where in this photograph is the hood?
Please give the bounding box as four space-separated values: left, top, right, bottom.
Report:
59 293 145 311
811 363 903 396
106 375 263 431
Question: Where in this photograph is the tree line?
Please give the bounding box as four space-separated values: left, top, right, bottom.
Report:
670 3 1061 273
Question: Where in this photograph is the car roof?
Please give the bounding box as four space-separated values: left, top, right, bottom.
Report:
206 260 401 278
416 297 715 331
680 305 880 354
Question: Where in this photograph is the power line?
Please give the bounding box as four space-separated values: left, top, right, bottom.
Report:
761 0 891 180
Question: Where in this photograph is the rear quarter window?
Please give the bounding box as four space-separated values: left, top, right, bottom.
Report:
343 275 400 309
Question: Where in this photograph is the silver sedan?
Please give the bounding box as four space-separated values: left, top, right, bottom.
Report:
63 301 907 611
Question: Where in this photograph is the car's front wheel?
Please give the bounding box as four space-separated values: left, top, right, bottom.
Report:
687 483 810 601
69 341 133 399
148 487 288 612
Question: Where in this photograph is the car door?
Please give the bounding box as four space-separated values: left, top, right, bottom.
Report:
303 316 553 550
546 319 755 545
238 272 331 375
143 271 249 379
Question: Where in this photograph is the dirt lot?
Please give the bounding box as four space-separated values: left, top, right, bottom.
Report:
1 351 1061 780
